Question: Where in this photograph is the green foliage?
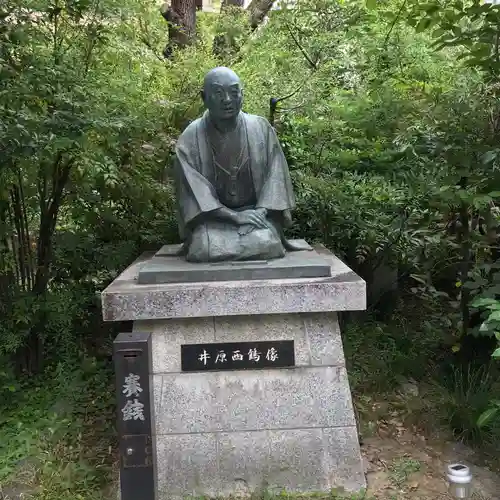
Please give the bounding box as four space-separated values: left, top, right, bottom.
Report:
0 360 114 499
291 170 417 267
441 364 500 444
404 0 500 79
473 296 500 432
213 6 252 61
0 0 181 367
472 296 500 337
477 399 500 430
343 296 449 393
1 0 500 494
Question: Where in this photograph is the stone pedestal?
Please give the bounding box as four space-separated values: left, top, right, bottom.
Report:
102 248 367 499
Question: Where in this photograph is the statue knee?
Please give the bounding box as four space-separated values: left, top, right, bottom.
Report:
186 224 211 262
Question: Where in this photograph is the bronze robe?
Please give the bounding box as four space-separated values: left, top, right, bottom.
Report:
174 111 296 262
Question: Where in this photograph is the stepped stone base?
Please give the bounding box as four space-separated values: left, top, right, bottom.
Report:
103 247 366 499
137 241 332 284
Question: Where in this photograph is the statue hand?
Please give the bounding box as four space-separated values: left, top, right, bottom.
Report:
254 207 267 219
233 209 268 229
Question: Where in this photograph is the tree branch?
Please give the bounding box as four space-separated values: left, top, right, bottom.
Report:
383 0 407 49
283 19 318 70
269 82 305 125
139 17 165 62
495 24 499 65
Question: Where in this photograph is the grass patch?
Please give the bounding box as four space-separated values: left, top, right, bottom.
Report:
342 296 449 394
0 357 115 500
342 295 500 454
442 364 500 445
191 493 373 499
389 458 421 489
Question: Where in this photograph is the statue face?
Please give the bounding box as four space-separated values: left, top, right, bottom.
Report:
203 72 243 121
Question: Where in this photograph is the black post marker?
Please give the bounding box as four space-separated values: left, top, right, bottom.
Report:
114 332 154 500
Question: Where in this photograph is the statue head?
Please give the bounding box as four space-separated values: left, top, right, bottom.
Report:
201 67 243 122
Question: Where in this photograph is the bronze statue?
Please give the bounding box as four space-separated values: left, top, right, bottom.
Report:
174 67 308 262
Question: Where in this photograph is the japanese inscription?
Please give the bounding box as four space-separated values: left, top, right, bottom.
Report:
122 373 143 398
181 340 295 372
121 373 145 421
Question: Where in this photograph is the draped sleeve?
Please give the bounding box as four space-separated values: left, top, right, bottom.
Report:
252 117 296 215
174 119 223 239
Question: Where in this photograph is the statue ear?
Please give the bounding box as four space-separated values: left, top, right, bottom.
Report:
200 89 206 104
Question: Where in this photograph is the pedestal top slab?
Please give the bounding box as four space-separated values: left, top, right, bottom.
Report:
101 246 365 321
137 240 330 285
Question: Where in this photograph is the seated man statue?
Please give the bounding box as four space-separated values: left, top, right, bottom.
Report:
174 66 308 262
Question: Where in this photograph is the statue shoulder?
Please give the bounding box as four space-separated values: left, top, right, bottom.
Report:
242 113 274 133
243 112 271 127
177 117 203 148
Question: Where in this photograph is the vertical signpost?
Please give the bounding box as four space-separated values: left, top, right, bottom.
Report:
114 332 154 500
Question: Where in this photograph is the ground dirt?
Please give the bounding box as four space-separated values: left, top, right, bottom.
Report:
357 390 500 500
4 395 500 500
361 432 499 499
103 426 500 500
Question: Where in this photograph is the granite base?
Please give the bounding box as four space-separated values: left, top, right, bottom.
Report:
103 248 366 499
138 312 365 499
101 245 365 321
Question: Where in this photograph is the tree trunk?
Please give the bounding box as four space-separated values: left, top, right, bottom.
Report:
0 198 15 310
211 0 273 59
161 0 197 58
19 156 73 374
246 0 275 29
